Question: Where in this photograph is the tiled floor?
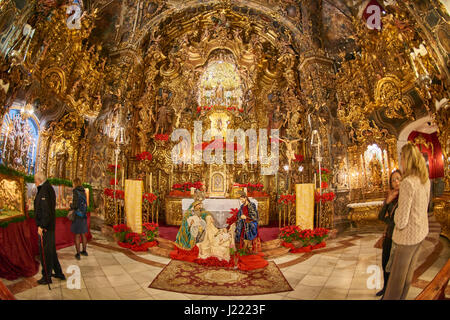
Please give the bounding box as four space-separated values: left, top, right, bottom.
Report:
3 231 449 300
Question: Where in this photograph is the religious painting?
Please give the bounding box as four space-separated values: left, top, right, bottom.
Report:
0 108 39 175
25 182 37 211
0 173 24 221
54 185 73 210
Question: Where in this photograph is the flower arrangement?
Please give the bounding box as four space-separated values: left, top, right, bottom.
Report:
316 168 331 183
107 164 120 176
143 192 157 203
172 181 203 191
321 181 329 189
104 188 125 199
142 222 159 242
293 154 304 162
112 223 158 251
232 183 263 191
136 151 153 161
109 178 118 186
278 194 296 205
112 224 130 242
279 226 330 252
155 134 169 141
314 191 336 203
197 106 213 113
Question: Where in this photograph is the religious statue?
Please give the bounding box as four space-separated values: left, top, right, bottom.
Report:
369 154 382 188
56 142 69 179
235 191 261 254
174 200 210 250
275 136 302 168
197 215 236 262
154 89 171 135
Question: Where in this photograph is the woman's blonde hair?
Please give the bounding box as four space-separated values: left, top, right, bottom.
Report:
401 142 429 184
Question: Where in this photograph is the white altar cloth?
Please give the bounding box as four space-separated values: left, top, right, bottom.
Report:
347 200 384 208
181 198 258 229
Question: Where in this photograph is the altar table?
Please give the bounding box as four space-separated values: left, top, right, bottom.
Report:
165 196 270 226
182 198 258 229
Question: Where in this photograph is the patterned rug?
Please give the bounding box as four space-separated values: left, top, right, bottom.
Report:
149 260 293 296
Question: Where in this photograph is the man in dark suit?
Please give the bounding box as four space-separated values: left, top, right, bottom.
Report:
34 172 65 285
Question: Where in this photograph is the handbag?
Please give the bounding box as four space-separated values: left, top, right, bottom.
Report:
67 210 75 222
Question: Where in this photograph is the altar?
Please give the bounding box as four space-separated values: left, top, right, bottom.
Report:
165 196 270 226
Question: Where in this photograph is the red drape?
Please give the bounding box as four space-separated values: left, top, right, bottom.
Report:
54 213 92 250
237 252 268 271
0 218 39 280
0 214 92 280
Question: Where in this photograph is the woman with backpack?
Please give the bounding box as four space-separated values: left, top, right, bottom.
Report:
70 178 88 260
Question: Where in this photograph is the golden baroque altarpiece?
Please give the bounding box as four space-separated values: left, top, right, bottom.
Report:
0 0 448 231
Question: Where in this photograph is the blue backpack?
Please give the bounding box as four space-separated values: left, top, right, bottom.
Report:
75 189 87 218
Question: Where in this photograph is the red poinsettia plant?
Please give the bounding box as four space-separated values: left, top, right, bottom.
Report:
278 194 296 205
172 181 203 191
155 134 169 141
106 164 120 176
142 222 159 242
321 181 329 189
112 223 158 251
232 183 264 191
142 192 157 204
113 224 130 242
293 154 304 162
136 151 153 161
104 188 125 200
279 226 330 247
316 167 331 182
315 191 336 203
109 178 118 186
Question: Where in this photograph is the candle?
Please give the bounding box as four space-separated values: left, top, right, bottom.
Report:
418 58 429 76
410 52 419 78
150 172 152 193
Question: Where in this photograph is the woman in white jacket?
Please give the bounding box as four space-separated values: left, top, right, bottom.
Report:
383 142 430 300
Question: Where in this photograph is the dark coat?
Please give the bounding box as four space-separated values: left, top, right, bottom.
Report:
378 197 398 239
70 186 86 211
34 180 56 231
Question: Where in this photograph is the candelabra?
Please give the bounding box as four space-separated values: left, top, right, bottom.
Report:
113 127 125 224
311 129 322 228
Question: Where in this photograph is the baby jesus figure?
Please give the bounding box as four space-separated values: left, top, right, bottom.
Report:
197 215 236 262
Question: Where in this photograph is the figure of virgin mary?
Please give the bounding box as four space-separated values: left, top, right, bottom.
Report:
174 200 210 250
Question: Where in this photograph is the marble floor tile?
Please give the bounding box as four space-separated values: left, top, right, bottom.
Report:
101 265 127 277
106 273 137 287
286 285 322 300
316 288 349 300
299 275 329 287
346 289 378 300
308 265 334 277
88 287 121 300
83 276 112 289
61 288 91 300
324 276 353 289
114 283 151 300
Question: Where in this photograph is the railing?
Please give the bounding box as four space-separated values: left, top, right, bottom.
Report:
415 259 450 300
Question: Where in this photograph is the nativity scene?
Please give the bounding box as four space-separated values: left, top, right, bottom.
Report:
0 0 449 302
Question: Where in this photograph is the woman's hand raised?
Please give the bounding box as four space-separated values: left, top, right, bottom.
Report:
386 190 399 204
